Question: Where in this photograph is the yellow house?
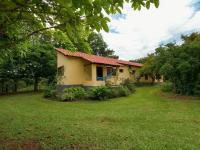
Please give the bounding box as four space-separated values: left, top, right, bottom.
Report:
56 48 152 89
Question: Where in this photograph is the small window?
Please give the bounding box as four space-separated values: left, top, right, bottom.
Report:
119 69 124 73
145 75 148 80
58 66 64 76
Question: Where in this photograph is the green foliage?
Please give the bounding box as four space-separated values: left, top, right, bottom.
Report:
89 86 131 100
159 63 174 77
138 54 157 83
44 88 57 98
0 36 57 93
161 82 173 93
0 0 159 54
121 79 136 92
54 85 133 101
139 33 200 95
194 74 200 97
113 86 131 97
90 86 111 100
132 56 150 64
52 30 77 51
88 32 118 58
60 87 87 101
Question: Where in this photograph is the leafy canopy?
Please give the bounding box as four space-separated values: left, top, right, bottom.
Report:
0 0 159 52
139 33 200 96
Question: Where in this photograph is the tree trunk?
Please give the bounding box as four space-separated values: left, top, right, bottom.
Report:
13 80 18 92
1 80 4 93
5 85 8 93
151 76 155 85
34 77 39 92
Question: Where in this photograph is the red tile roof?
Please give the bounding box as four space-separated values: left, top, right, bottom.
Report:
56 48 143 67
117 60 143 67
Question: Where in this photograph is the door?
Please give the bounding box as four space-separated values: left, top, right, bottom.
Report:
96 66 103 80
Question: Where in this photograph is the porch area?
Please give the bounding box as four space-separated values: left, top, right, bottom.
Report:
83 63 119 87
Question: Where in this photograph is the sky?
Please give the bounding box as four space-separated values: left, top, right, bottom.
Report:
101 0 200 60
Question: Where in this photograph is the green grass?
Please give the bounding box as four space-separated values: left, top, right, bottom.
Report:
0 86 200 150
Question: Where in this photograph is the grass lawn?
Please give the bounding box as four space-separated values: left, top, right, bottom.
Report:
0 86 200 150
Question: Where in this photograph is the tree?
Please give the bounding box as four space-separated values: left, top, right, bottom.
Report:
0 0 159 53
139 33 200 96
139 54 157 84
24 42 56 91
88 32 118 58
0 33 57 93
0 55 26 92
132 56 149 64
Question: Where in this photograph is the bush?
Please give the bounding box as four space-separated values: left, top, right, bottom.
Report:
60 92 75 101
114 86 131 97
121 79 136 92
43 87 57 98
89 86 111 100
161 82 173 92
89 86 131 100
44 85 134 101
125 83 135 92
109 87 120 98
60 87 87 101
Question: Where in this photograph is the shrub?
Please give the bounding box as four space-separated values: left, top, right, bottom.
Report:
60 92 75 101
89 86 131 100
125 83 135 92
61 87 87 101
109 87 120 98
121 79 136 92
89 86 111 100
45 85 134 101
43 87 57 98
114 86 131 97
161 82 173 92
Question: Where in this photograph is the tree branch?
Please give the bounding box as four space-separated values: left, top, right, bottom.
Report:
18 24 64 42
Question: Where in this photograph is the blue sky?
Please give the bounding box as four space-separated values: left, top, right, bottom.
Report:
101 0 200 60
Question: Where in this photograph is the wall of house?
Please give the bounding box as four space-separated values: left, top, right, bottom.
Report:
57 53 106 86
57 52 87 85
113 66 153 84
83 64 106 86
84 62 92 81
116 66 131 84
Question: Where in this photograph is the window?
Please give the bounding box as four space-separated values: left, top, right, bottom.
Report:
145 75 148 80
119 69 124 73
58 66 64 76
107 67 112 76
106 67 117 77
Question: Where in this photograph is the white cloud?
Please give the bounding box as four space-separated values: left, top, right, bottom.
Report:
101 0 200 60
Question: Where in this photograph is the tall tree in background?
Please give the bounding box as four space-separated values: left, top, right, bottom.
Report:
24 42 56 91
0 32 57 93
88 32 118 58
